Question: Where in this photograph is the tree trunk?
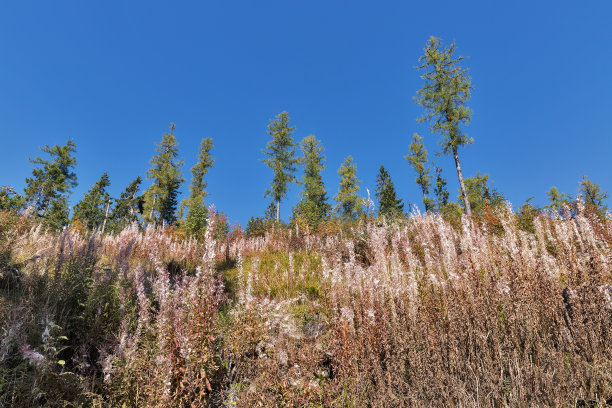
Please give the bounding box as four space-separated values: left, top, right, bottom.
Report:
453 146 472 217
101 200 111 234
276 199 280 223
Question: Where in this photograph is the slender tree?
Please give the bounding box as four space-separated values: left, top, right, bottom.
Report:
293 135 331 228
433 166 449 210
143 123 185 225
182 138 215 236
24 140 77 231
405 133 433 211
73 172 112 231
545 186 568 213
334 156 363 221
579 176 609 214
262 111 298 222
109 176 143 232
376 166 404 217
415 37 474 216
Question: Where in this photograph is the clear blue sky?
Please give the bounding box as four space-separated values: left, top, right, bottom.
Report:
1 1 610 226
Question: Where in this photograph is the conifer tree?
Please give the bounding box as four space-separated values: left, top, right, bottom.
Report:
182 138 215 236
143 123 185 225
579 176 609 215
433 166 449 210
24 140 77 231
405 133 433 211
334 156 363 221
415 37 474 217
293 135 331 228
262 111 298 222
109 176 142 232
375 166 404 217
73 172 111 231
545 186 568 213
0 187 24 211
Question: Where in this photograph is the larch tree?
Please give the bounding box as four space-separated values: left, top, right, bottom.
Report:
24 140 77 231
376 165 404 217
143 123 185 225
72 172 112 231
293 135 331 228
545 186 568 213
579 176 609 215
262 111 298 222
182 138 215 236
460 172 504 215
415 36 474 217
334 156 363 221
109 176 143 232
405 133 433 212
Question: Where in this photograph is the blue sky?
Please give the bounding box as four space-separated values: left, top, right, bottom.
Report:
1 1 610 226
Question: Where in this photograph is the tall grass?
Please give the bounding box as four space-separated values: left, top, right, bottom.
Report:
1 205 611 406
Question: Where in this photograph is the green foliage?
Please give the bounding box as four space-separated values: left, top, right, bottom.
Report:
293 135 331 229
517 198 540 234
415 36 473 216
433 166 449 210
262 111 298 222
183 138 215 236
72 172 111 231
545 186 568 214
24 140 77 231
0 187 24 211
460 172 505 215
334 156 363 221
375 166 404 217
579 175 609 215
143 124 185 225
109 177 143 233
405 133 433 212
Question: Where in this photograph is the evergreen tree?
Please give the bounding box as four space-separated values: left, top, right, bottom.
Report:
293 135 331 228
182 138 215 236
73 172 112 231
109 176 143 232
24 140 77 231
405 133 433 211
262 111 298 222
460 172 504 215
433 166 449 210
376 166 404 217
334 156 363 221
579 176 609 215
0 186 24 211
545 186 568 213
143 123 185 225
415 37 474 216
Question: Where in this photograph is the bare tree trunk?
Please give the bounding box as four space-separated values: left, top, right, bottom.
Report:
276 199 280 223
101 200 111 234
453 146 472 217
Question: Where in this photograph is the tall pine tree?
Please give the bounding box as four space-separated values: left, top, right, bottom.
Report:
415 37 474 217
143 123 185 225
334 156 363 221
109 176 143 232
376 166 404 217
405 133 433 212
293 135 331 228
262 111 298 222
24 140 77 231
73 172 112 231
545 186 567 213
182 138 215 236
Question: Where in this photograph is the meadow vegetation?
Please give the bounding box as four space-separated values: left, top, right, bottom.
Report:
1 203 611 407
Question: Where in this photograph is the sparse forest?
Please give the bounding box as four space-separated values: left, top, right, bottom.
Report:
1 36 611 407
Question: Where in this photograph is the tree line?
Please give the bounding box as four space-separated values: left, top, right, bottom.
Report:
0 37 608 236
